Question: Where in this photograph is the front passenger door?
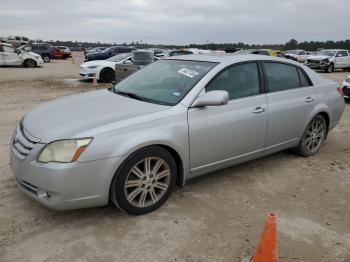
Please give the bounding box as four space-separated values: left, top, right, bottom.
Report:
188 62 268 176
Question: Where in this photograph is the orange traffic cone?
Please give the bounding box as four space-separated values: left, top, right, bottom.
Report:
92 74 98 87
71 56 75 64
250 212 278 262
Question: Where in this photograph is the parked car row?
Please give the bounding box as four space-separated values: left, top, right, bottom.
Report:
19 44 72 62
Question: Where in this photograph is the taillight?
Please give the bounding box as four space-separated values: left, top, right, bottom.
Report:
337 87 343 96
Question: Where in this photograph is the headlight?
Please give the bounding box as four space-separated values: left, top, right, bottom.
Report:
321 58 329 63
37 138 93 163
87 65 100 69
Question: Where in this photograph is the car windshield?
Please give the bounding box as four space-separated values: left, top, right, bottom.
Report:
114 60 217 106
318 50 336 56
287 50 299 54
107 53 131 62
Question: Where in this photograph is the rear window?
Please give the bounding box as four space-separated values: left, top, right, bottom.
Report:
264 62 301 92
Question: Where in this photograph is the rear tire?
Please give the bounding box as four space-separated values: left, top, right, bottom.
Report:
42 55 50 63
109 146 177 215
24 59 37 68
293 115 327 157
99 68 115 83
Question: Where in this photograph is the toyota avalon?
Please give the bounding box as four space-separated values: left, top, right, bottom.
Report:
10 55 345 215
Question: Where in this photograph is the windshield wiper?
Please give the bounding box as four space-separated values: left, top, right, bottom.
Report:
115 90 147 102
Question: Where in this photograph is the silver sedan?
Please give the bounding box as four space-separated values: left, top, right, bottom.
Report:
10 54 345 215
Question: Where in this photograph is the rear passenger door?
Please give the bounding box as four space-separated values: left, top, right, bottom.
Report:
2 45 22 65
263 62 315 153
335 51 349 68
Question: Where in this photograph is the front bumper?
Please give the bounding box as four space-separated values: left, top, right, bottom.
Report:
79 67 100 80
36 57 44 66
305 61 329 70
10 140 122 211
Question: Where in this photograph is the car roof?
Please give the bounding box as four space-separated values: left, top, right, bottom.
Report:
165 53 301 64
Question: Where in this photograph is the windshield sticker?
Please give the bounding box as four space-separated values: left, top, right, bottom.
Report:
178 68 199 78
172 91 181 97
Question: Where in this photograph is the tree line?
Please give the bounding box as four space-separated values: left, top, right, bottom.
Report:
46 39 350 51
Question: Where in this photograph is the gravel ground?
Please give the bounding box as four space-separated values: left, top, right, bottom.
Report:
0 53 349 262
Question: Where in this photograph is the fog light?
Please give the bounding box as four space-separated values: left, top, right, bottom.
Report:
37 189 49 199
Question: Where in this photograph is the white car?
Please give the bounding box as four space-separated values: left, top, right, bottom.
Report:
0 43 44 67
342 75 350 100
79 53 132 82
285 50 308 63
305 49 350 73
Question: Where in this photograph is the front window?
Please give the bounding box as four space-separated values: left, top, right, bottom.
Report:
107 53 131 62
113 60 217 106
318 50 336 56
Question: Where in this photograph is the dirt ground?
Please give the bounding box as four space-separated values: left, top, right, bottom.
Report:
0 52 349 262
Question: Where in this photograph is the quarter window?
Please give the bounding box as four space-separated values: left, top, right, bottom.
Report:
298 68 311 87
206 63 260 100
264 62 300 92
2 46 15 53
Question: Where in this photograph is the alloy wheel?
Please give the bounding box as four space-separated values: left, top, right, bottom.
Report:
304 119 325 154
124 157 171 208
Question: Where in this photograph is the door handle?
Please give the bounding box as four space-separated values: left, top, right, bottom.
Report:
252 107 265 114
304 97 314 103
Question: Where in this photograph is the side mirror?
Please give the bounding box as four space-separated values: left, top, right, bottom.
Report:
192 90 229 107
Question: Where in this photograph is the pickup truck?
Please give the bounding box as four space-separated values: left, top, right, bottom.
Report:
284 50 309 62
305 49 350 73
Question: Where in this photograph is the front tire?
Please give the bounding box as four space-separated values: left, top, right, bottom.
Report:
24 59 37 68
99 68 115 83
325 63 334 73
42 55 50 63
110 146 177 215
293 115 327 157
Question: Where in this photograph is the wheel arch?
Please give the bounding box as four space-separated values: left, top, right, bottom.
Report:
23 58 37 67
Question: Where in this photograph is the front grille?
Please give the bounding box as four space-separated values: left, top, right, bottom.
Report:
307 59 320 64
11 122 40 159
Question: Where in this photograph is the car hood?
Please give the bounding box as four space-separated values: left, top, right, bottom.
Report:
23 89 169 143
80 60 115 68
307 55 331 60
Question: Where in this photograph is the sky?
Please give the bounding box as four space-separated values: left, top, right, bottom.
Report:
1 0 349 45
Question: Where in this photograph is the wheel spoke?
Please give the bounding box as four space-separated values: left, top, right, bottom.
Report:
155 170 170 180
127 187 143 202
131 166 144 178
138 190 147 207
152 159 164 174
149 188 158 204
154 182 168 191
144 158 151 173
125 180 142 188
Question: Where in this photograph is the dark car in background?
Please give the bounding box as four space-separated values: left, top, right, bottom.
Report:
84 46 107 57
19 44 54 62
233 49 272 56
85 46 134 61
